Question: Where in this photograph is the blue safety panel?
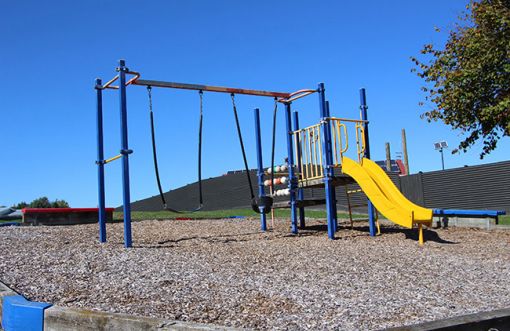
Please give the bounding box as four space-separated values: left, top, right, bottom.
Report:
2 295 51 331
433 209 506 217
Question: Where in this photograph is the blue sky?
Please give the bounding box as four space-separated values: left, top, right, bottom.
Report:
1 1 508 208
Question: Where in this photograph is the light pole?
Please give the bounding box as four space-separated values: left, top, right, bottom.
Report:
434 141 448 170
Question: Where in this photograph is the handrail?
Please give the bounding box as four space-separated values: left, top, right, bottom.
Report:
355 123 366 162
331 120 348 165
292 117 367 182
327 117 368 123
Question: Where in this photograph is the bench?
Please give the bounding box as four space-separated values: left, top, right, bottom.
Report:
433 209 506 229
21 208 114 226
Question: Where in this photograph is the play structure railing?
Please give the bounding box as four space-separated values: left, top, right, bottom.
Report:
293 117 367 184
293 123 324 182
329 117 367 164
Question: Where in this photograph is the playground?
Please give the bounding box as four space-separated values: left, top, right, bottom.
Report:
1 59 509 330
1 217 509 330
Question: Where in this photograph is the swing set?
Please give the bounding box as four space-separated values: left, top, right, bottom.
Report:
95 60 317 248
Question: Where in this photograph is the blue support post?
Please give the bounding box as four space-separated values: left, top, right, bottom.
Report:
325 101 338 232
118 60 133 248
318 83 336 239
284 103 298 234
95 78 107 243
253 108 267 231
360 88 376 237
293 111 306 229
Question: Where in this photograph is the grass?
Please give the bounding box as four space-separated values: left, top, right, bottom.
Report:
2 210 507 225
114 209 355 221
112 210 510 226
499 215 510 225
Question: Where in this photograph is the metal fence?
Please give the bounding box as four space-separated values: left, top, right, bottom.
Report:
126 161 510 213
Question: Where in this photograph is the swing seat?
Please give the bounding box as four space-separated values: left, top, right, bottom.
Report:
253 196 273 214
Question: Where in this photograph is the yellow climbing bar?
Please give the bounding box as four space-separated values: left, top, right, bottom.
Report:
104 154 122 164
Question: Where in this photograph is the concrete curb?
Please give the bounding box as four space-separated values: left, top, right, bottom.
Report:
6 279 509 330
0 282 17 325
385 307 510 330
0 281 241 331
43 306 240 331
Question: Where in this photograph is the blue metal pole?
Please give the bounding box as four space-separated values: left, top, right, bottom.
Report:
118 60 133 248
254 108 267 231
318 83 335 239
293 111 305 229
284 103 298 234
325 101 338 232
95 78 106 243
360 88 376 237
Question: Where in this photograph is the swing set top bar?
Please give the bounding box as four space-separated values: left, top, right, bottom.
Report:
100 70 317 102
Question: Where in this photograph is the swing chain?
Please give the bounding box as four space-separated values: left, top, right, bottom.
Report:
199 90 203 116
147 85 153 112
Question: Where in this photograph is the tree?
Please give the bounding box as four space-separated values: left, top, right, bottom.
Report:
20 197 71 208
51 199 70 208
29 196 52 208
411 0 510 158
12 201 28 209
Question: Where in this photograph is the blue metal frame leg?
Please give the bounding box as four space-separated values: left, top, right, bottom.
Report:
118 60 133 247
284 103 298 234
360 88 376 237
325 101 338 232
254 108 267 231
293 111 306 228
318 84 336 239
95 78 107 243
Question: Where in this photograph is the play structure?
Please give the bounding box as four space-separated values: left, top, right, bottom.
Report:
252 85 435 245
95 59 506 248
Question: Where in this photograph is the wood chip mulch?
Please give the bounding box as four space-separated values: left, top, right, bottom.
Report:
0 218 509 330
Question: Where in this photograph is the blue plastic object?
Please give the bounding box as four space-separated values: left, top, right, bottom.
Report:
2 295 51 331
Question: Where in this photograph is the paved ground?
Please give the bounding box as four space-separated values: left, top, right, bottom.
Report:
0 218 509 330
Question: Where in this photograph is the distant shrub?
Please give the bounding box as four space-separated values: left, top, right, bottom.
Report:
12 197 70 209
12 201 28 209
51 199 70 208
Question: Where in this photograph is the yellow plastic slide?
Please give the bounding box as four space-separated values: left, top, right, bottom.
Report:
341 157 432 228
